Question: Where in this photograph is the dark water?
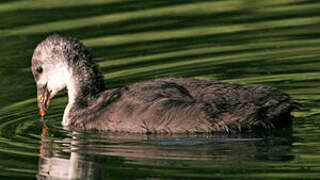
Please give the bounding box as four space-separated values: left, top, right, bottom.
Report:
1 0 320 179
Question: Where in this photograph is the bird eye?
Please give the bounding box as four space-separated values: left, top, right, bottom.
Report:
36 66 43 74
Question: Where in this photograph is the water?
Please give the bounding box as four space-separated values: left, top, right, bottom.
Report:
1 0 320 179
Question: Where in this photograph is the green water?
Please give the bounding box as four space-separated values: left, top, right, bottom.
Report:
1 0 320 179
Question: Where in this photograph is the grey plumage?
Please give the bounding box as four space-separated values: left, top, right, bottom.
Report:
31 35 298 133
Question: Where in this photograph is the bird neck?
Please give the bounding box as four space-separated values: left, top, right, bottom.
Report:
66 69 105 106
62 67 105 126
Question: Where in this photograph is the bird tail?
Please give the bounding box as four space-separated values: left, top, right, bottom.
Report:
253 96 300 130
229 90 300 132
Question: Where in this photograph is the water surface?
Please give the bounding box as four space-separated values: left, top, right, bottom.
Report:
1 0 320 179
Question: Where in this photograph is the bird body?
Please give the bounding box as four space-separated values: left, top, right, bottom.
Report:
68 77 294 133
31 35 297 133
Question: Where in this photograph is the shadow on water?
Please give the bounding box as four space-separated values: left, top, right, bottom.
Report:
1 0 217 30
1 0 320 179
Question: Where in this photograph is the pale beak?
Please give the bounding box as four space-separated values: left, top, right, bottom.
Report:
37 84 51 116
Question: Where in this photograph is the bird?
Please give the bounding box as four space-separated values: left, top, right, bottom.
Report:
31 34 298 133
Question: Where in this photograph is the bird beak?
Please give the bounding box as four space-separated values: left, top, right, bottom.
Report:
37 84 51 116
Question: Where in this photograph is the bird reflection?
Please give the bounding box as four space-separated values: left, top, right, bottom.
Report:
38 124 100 180
37 124 295 180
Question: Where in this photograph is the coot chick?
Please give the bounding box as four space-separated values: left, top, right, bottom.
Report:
31 35 298 133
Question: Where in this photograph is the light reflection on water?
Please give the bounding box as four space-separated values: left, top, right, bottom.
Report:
1 0 320 179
